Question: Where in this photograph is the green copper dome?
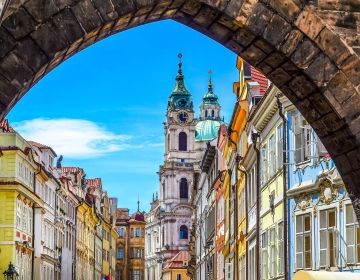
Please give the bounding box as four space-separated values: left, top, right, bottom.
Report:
195 119 222 142
201 78 219 106
168 60 193 110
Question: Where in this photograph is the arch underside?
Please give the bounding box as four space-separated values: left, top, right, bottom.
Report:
0 0 360 217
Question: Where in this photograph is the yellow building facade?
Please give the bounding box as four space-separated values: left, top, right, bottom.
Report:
76 199 99 280
162 251 190 280
0 122 41 280
250 86 285 280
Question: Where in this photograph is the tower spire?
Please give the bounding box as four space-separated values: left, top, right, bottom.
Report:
137 194 140 212
208 69 213 94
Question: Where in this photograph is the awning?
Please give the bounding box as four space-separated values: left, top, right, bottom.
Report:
293 271 360 280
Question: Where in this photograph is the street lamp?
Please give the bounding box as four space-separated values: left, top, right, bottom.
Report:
3 263 19 280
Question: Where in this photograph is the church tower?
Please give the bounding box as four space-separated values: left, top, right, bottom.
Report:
155 54 197 267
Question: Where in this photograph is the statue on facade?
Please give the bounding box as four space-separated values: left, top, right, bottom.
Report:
56 155 63 168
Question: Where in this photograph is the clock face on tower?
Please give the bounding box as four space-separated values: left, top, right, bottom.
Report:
177 111 189 124
177 98 187 108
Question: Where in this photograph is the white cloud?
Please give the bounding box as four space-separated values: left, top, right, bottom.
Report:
13 118 134 159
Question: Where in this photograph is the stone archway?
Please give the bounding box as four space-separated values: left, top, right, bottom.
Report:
0 0 359 217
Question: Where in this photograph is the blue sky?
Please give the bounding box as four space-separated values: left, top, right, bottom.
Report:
7 20 237 213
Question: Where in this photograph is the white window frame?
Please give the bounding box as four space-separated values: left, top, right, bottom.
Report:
295 212 312 270
319 207 338 269
345 202 360 265
261 231 268 280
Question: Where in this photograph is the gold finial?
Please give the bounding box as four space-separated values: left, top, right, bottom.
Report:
178 53 183 69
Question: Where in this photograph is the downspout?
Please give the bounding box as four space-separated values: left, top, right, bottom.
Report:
237 162 247 280
32 169 40 280
54 181 61 280
251 132 260 280
276 95 288 280
228 133 238 280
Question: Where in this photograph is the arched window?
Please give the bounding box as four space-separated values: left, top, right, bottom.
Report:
179 132 187 151
179 178 188 199
205 110 208 118
179 225 188 239
211 110 214 117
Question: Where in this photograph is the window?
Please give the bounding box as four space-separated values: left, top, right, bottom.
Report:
180 178 188 199
249 244 257 280
269 227 276 278
118 227 124 237
295 213 312 270
179 225 188 239
277 124 283 170
293 113 312 164
261 232 268 280
211 110 214 118
135 228 140 237
239 255 246 280
179 132 187 151
248 164 257 208
320 208 337 268
177 274 181 280
278 222 284 275
268 135 275 177
346 204 360 264
130 228 134 238
117 247 124 259
260 144 268 185
130 270 141 280
205 110 208 118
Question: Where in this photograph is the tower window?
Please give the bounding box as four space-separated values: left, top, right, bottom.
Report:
179 132 187 151
205 110 208 118
180 178 188 199
211 110 214 118
179 225 188 239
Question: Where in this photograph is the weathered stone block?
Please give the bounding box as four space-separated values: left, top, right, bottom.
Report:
289 75 315 99
334 154 352 175
253 38 273 54
315 27 352 66
295 7 324 40
0 52 34 88
110 0 136 17
72 0 103 33
181 0 202 16
0 27 15 58
241 44 266 65
304 53 337 87
341 54 360 87
24 0 60 23
208 22 232 43
193 5 219 28
281 29 303 57
308 91 332 115
224 0 246 20
246 2 272 35
12 38 48 73
52 8 85 44
217 15 239 31
224 39 244 54
3 7 36 39
268 67 292 86
0 74 18 105
263 52 286 68
30 21 69 57
328 71 356 104
263 14 291 48
232 27 256 47
291 39 319 69
91 0 118 22
256 61 273 75
269 0 301 22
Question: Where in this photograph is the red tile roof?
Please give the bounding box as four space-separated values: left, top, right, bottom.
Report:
28 141 57 156
85 178 102 189
250 66 268 95
0 119 15 133
164 251 189 269
61 167 84 173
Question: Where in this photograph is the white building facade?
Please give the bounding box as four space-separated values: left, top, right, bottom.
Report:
145 59 223 280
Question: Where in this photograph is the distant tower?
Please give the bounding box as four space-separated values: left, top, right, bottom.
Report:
199 70 221 121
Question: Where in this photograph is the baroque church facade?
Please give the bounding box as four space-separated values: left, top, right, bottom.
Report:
144 58 223 280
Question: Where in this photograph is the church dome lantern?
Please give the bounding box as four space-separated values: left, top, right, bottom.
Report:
167 54 193 111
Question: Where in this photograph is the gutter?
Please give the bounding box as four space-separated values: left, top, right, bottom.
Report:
251 132 260 280
276 95 288 280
